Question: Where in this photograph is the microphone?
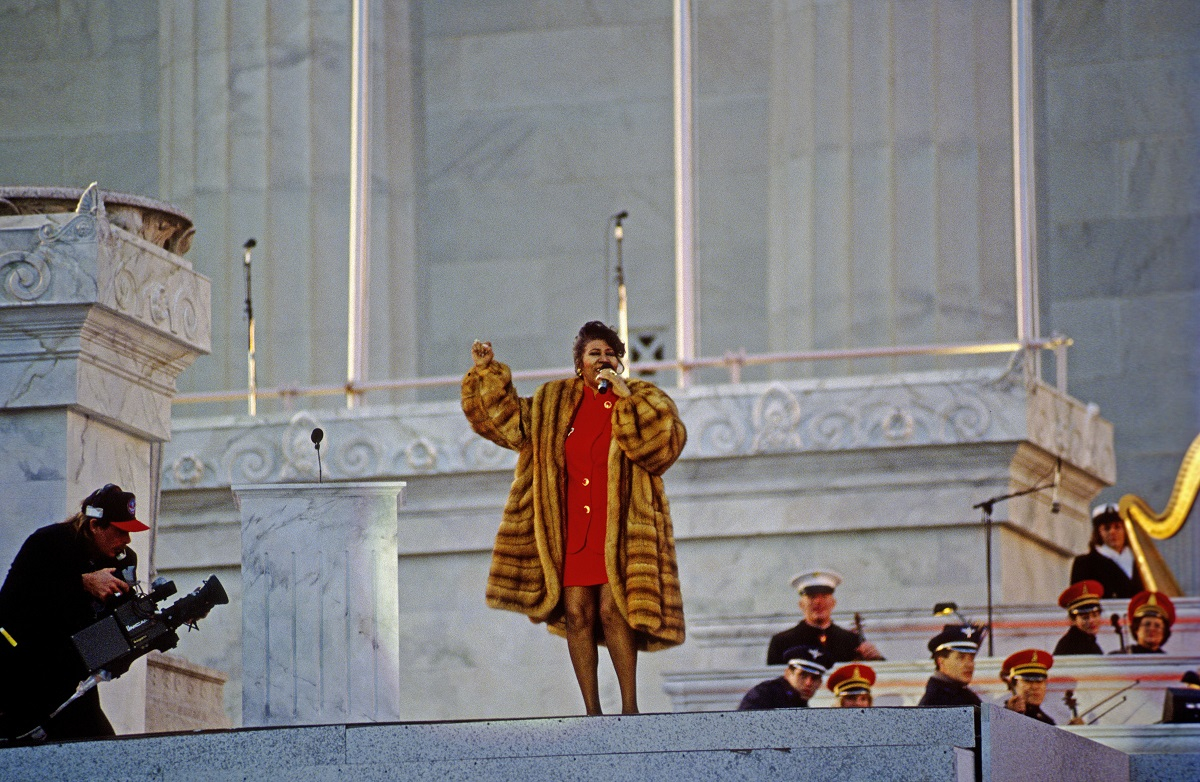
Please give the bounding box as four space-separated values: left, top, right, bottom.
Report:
1051 457 1062 514
1111 613 1127 653
613 211 627 241
597 378 610 394
311 428 324 482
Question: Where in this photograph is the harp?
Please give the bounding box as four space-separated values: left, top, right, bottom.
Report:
1117 432 1200 596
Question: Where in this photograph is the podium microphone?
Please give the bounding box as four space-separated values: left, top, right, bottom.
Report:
312 428 324 482
1051 457 1062 514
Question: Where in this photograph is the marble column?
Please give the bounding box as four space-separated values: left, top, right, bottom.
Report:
234 481 406 727
158 0 420 403
766 0 1015 371
0 184 210 732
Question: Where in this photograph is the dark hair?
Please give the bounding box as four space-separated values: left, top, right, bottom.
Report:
1089 516 1123 550
572 321 625 373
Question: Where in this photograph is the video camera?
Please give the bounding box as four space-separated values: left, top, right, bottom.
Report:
70 575 228 677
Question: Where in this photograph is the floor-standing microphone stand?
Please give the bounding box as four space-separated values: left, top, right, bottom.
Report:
613 211 630 379
243 238 258 416
971 480 1054 656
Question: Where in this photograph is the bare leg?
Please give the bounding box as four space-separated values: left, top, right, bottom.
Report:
564 585 602 715
599 584 639 714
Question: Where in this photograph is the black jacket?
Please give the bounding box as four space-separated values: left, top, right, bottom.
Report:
766 621 862 665
1054 625 1103 656
1021 704 1055 725
1069 549 1142 599
917 673 982 707
737 677 808 710
0 522 134 740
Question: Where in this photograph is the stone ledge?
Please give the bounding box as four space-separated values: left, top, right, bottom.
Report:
0 706 1136 782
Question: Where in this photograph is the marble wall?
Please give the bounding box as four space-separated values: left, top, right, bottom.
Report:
0 1 1193 588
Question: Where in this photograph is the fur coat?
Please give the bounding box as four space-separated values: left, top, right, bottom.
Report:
461 360 687 650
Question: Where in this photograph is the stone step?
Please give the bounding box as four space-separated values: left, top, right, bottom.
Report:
0 705 1138 782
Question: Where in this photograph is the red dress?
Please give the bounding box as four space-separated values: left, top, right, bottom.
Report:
563 386 613 586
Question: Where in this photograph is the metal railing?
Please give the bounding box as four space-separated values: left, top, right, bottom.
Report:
172 336 1071 409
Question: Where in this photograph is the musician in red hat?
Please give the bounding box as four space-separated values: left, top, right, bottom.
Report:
826 663 875 708
1001 649 1056 725
1124 591 1175 654
1053 580 1106 655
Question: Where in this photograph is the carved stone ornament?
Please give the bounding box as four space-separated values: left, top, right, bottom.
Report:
164 369 1115 491
0 183 194 255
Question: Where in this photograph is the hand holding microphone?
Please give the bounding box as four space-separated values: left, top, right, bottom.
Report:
596 367 630 398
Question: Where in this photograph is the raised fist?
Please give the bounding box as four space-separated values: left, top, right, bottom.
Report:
472 340 494 368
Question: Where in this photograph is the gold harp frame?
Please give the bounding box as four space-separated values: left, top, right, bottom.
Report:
1116 431 1200 596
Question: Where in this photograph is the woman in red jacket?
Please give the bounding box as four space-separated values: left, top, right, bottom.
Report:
462 321 687 715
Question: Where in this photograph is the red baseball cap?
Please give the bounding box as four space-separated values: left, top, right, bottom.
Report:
82 484 149 532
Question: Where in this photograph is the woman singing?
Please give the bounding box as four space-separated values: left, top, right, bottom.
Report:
461 321 687 714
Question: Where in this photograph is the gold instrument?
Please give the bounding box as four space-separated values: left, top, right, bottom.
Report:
1117 431 1199 596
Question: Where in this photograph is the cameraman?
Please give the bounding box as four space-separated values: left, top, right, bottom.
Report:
0 484 148 740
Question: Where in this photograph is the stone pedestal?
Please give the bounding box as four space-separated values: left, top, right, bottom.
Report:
0 184 210 733
234 481 406 727
145 651 230 732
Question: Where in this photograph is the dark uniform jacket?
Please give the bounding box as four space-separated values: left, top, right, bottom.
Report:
1054 625 1103 656
767 621 861 665
737 677 808 710
1128 644 1165 654
0 522 134 740
1069 549 1142 599
917 673 982 707
1021 704 1055 725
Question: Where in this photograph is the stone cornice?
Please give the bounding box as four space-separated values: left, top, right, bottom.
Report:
0 198 210 355
0 187 211 439
163 367 1115 491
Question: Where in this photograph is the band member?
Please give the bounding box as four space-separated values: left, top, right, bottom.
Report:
766 570 883 665
1124 591 1175 654
739 646 832 710
1001 649 1056 725
1053 580 1105 655
826 664 875 708
1069 504 1143 599
462 323 686 715
917 624 984 707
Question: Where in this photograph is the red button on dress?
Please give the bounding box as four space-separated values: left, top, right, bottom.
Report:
563 387 613 586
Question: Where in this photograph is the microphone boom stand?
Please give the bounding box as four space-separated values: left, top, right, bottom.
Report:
613 212 630 379
243 239 258 416
972 480 1055 656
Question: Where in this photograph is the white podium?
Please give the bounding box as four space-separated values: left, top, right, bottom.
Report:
234 481 406 726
